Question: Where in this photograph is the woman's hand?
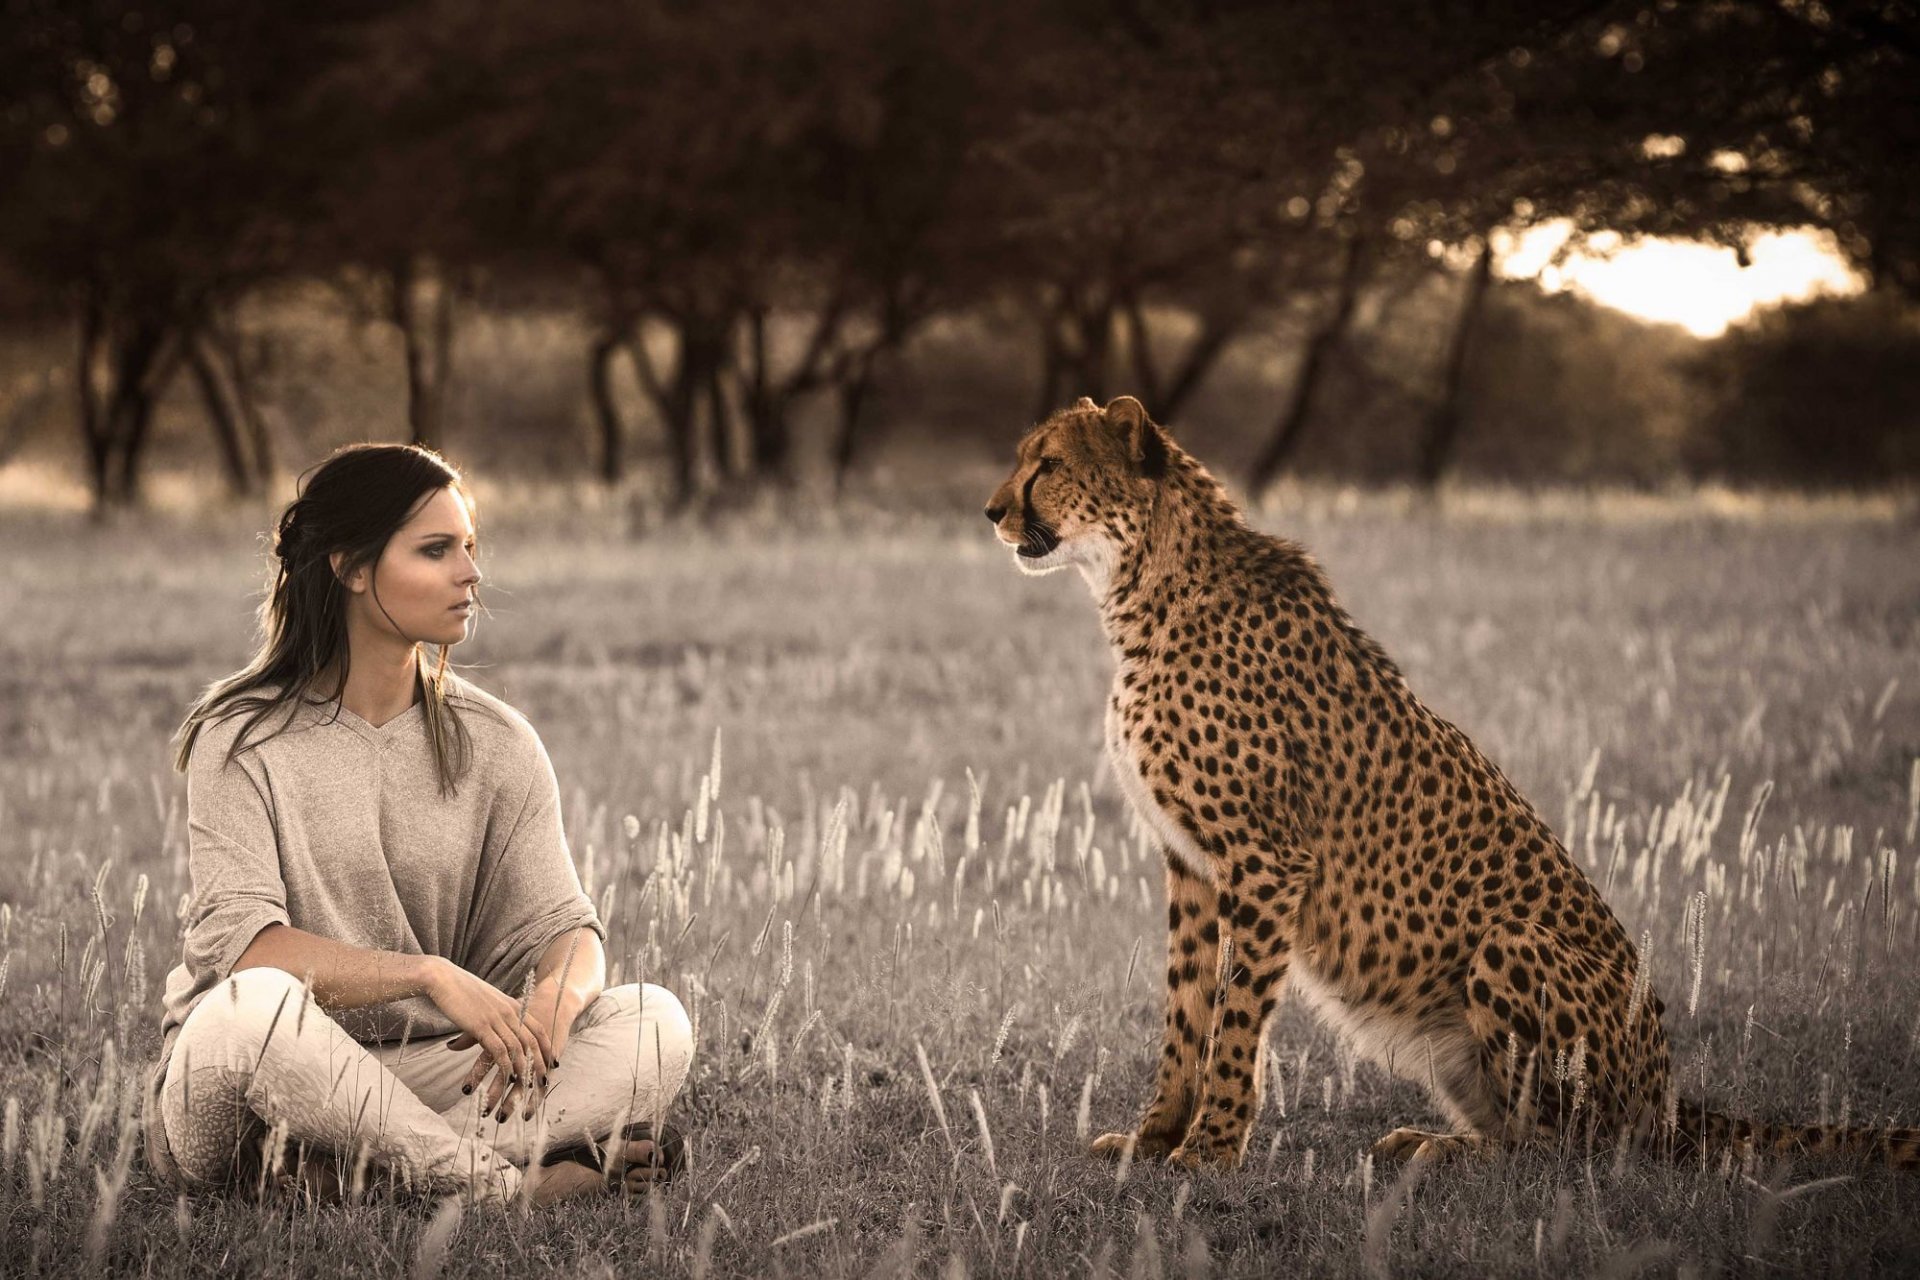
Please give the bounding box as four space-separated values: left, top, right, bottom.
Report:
486 976 585 1119
421 957 555 1118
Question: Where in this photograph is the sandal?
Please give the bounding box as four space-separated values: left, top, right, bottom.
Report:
539 1120 687 1186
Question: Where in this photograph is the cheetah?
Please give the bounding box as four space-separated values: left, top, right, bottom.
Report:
985 395 1920 1174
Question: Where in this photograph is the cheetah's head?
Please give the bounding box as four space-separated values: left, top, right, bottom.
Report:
984 395 1167 581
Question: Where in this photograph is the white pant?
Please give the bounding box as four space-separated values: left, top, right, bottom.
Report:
158 967 693 1203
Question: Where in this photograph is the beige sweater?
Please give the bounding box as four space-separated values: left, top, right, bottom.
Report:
144 675 603 1183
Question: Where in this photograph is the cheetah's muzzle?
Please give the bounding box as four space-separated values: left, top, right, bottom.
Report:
1016 521 1060 559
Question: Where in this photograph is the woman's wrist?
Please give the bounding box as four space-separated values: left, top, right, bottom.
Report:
413 953 451 1000
415 956 587 1011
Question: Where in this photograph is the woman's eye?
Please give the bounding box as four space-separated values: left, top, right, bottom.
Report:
424 545 446 558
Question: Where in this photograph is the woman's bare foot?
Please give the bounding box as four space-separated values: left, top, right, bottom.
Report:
261 1148 346 1203
528 1138 669 1204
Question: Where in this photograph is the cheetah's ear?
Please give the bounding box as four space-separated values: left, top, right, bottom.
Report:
1103 395 1167 479
1073 396 1098 411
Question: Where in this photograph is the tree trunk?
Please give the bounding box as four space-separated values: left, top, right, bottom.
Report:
740 307 790 483
1415 240 1493 489
392 257 456 451
76 299 113 506
628 318 705 511
737 295 851 486
1246 236 1367 494
106 342 168 507
187 335 255 496
661 371 696 507
699 328 734 483
1122 295 1163 412
1032 287 1113 418
830 352 877 493
588 326 629 484
825 278 925 493
660 342 698 509
76 299 178 511
1157 314 1239 423
1126 295 1243 424
206 316 276 484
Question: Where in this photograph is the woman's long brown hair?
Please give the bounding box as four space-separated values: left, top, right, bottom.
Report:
173 443 479 794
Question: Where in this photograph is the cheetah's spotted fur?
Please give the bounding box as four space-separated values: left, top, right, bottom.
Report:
986 396 1920 1174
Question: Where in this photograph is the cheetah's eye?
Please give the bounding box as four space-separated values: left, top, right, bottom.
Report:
1037 457 1062 474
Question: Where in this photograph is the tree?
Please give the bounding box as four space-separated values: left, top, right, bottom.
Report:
972 0 1666 484
303 0 546 453
478 0 988 500
1459 0 1920 298
0 1 393 508
1204 0 1920 487
968 16 1324 424
1244 236 1369 492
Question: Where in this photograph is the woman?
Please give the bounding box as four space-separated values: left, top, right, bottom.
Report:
147 444 692 1205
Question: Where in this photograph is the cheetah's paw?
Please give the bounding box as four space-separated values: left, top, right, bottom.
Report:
1166 1141 1244 1173
1370 1128 1487 1166
1091 1130 1177 1161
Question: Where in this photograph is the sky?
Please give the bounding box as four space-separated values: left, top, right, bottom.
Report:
1492 222 1866 339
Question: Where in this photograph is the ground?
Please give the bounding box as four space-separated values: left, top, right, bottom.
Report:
2 484 1918 1277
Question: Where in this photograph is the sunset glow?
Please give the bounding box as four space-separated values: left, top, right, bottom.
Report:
1493 221 1867 339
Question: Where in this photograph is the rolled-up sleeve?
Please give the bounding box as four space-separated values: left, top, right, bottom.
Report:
182 723 290 983
465 730 604 992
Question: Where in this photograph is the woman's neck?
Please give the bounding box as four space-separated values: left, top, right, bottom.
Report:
334 622 422 728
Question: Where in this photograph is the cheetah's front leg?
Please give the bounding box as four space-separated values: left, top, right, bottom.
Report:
1092 857 1219 1161
1169 860 1302 1171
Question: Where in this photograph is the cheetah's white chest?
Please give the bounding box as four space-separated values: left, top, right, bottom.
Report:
1105 672 1214 880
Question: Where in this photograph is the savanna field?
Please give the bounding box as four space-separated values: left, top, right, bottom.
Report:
3 485 1919 1278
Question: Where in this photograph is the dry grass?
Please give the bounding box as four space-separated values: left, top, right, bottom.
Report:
2 487 1918 1277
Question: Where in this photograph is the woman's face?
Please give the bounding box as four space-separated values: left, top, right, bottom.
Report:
341 485 482 648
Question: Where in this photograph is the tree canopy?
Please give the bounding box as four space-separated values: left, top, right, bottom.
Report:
2 0 1913 505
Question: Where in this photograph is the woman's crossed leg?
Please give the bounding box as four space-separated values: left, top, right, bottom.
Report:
159 967 693 1203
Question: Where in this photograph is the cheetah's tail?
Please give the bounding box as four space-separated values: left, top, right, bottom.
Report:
1671 1100 1920 1172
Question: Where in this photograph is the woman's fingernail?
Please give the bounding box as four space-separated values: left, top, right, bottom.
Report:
462 1084 472 1095
550 1059 559 1070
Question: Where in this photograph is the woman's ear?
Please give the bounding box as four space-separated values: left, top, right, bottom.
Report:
329 550 366 594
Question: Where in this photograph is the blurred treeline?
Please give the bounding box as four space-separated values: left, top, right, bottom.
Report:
1 0 1916 509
